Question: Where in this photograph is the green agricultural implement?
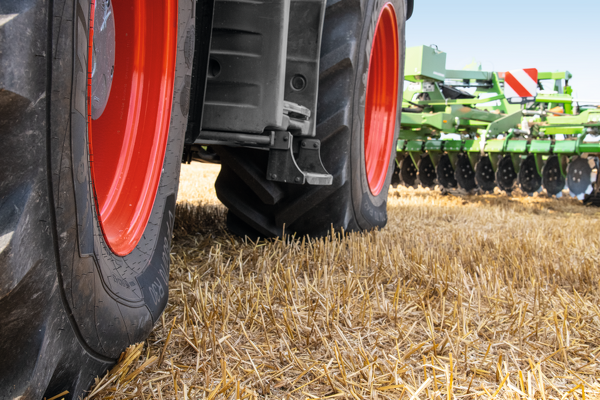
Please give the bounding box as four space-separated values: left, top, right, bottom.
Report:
394 45 600 202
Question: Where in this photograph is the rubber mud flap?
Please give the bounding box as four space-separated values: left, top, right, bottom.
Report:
0 0 194 398
214 0 407 239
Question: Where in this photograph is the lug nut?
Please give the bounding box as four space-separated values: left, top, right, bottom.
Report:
295 177 301 182
271 174 277 179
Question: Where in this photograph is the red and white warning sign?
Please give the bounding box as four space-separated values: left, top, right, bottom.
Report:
504 68 538 103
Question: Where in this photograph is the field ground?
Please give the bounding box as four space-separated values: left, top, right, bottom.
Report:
86 162 600 399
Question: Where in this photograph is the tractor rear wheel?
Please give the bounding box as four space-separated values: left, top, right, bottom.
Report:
214 0 407 239
0 1 193 397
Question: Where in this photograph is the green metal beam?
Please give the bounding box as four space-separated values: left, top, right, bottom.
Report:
538 71 572 80
444 69 494 81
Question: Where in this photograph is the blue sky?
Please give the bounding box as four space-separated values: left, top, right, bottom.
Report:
406 0 600 100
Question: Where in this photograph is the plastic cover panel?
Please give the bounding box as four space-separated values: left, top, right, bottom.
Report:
203 0 290 133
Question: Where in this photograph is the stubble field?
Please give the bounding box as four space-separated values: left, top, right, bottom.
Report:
87 162 600 400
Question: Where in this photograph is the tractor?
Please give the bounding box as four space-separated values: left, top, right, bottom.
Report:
0 0 412 397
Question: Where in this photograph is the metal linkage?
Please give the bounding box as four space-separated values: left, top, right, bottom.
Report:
195 131 274 147
192 129 333 186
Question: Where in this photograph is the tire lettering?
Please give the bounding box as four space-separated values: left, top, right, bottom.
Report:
160 210 174 278
111 275 130 289
363 200 385 222
158 210 174 290
137 195 176 318
149 278 165 306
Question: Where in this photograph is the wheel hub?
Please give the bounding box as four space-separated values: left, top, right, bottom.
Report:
91 0 115 120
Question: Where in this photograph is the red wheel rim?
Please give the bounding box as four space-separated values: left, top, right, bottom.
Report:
87 0 178 256
364 3 399 196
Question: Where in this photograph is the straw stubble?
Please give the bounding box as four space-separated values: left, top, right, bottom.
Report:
85 163 600 399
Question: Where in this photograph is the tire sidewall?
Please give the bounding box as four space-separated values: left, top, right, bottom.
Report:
350 0 405 229
65 0 193 355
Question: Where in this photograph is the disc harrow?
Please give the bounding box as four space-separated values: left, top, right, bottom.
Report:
394 45 600 203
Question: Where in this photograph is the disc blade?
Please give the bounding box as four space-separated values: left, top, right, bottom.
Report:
542 155 565 196
455 153 478 192
399 155 418 187
436 153 457 189
475 155 496 193
583 158 600 205
417 153 437 188
586 157 598 195
495 155 517 192
566 156 593 196
518 154 542 194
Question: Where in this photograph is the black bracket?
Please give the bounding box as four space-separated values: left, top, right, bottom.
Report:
266 131 332 185
297 139 330 177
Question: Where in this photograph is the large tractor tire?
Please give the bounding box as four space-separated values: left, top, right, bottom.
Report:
0 1 194 398
215 0 407 239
